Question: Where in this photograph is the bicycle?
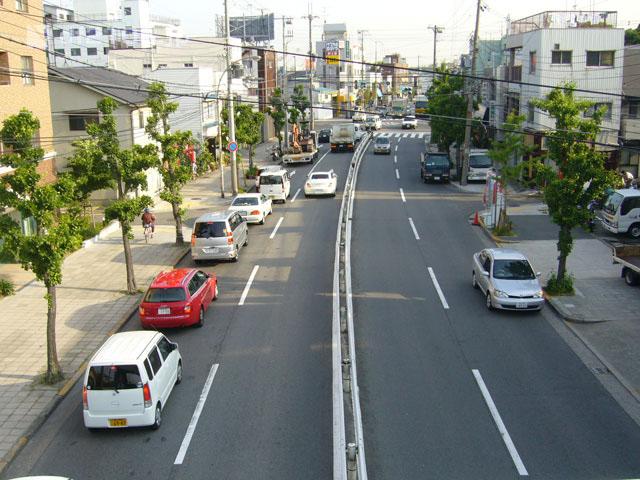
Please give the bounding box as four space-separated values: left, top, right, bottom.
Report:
143 224 153 243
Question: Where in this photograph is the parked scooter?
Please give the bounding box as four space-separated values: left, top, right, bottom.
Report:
271 145 281 162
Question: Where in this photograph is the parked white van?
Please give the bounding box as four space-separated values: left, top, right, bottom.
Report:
257 168 292 203
83 331 182 430
467 149 494 182
602 188 640 239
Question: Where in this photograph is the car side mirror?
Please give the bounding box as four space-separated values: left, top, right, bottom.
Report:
171 342 178 351
481 271 489 277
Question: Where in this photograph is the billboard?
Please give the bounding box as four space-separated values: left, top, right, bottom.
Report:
325 40 339 65
229 13 275 42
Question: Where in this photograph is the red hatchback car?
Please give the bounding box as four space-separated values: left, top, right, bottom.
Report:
139 268 218 328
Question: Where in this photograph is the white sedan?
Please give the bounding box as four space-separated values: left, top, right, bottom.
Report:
228 193 273 224
304 170 337 197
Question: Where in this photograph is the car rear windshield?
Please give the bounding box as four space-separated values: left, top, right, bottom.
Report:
404 116 415 121
469 154 492 168
260 175 283 185
375 138 390 145
145 287 186 303
492 259 535 280
232 197 259 206
311 173 329 180
425 154 449 167
87 365 142 390
194 221 226 238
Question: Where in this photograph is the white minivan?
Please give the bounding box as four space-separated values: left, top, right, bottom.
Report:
83 331 182 430
602 188 640 239
257 168 292 203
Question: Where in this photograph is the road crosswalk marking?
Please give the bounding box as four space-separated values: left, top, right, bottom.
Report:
374 132 427 139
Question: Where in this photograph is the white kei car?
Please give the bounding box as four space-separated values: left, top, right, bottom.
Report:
228 193 273 224
304 170 338 197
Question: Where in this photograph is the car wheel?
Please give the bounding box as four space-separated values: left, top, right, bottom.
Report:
629 223 640 239
472 272 479 289
624 267 640 286
213 282 219 300
486 293 494 310
176 361 183 385
232 246 239 262
195 307 204 327
259 214 265 225
243 234 248 247
151 404 162 430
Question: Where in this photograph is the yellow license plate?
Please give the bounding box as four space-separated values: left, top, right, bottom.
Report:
108 418 128 427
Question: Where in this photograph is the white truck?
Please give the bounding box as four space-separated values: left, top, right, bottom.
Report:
281 127 318 165
330 123 356 152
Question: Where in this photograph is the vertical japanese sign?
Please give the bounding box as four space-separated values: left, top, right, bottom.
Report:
325 40 340 65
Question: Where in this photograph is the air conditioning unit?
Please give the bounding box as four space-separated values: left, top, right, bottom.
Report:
554 43 560 50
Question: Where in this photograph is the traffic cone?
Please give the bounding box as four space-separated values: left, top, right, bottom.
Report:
472 211 480 226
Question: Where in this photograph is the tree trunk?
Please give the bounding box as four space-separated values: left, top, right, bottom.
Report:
172 200 184 245
556 224 572 280
249 145 254 169
121 220 137 294
44 279 63 384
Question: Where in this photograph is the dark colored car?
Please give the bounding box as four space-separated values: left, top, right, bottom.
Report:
318 128 331 143
139 268 218 328
421 152 451 183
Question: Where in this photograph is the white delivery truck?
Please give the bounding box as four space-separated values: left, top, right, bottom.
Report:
330 123 356 152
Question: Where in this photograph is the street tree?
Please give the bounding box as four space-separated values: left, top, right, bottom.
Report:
625 25 640 45
68 98 157 294
426 65 468 152
0 110 84 383
145 82 193 245
234 103 264 169
488 112 533 234
289 84 310 124
269 88 287 152
531 83 618 293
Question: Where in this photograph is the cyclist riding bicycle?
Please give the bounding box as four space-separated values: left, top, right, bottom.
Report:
141 208 156 238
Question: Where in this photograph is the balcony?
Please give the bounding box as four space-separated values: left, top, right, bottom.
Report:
510 10 617 35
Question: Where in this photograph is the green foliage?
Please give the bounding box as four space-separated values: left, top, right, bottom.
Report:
426 65 469 152
625 26 640 45
0 278 15 297
544 272 574 295
234 104 264 168
269 88 287 151
77 215 103 241
530 83 619 281
245 165 259 178
289 84 310 125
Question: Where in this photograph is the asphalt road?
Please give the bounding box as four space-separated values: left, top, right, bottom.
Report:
352 126 640 479
3 144 352 480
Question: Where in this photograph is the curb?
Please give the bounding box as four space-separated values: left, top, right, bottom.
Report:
471 214 519 246
0 245 190 477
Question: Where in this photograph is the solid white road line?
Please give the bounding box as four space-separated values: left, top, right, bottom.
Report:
309 150 331 174
399 188 406 203
174 363 219 465
394 155 397 164
408 217 420 240
472 369 529 476
427 267 450 310
395 168 400 180
238 265 259 306
291 188 301 202
269 216 284 239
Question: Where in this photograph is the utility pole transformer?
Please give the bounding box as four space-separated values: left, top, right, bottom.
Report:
224 0 238 195
461 0 481 186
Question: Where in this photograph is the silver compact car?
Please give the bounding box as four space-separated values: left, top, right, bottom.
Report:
373 136 391 154
191 211 248 263
472 248 544 311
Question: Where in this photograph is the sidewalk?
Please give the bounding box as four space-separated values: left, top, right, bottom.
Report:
0 142 276 473
477 201 640 403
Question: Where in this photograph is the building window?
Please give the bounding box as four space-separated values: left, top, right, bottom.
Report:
184 63 194 67
58 13 64 19
585 102 612 120
528 102 535 123
20 56 34 85
70 48 81 56
0 51 10 85
103 47 109 54
15 0 28 12
158 63 167 68
71 28 79 36
629 101 639 119
551 50 572 64
68 113 99 131
102 27 111 35
529 51 536 74
125 26 133 34
87 48 97 56
53 29 62 38
586 50 614 67
86 28 96 36
66 14 72 20
54 48 65 57
142 63 152 69
124 6 131 15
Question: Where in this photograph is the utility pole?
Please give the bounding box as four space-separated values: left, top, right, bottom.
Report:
357 29 367 108
305 10 318 130
281 16 292 149
429 25 443 79
460 0 481 186
224 0 238 194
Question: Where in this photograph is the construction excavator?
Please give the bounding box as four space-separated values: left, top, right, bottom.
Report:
281 122 318 165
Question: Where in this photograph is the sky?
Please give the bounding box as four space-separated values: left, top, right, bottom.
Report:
152 0 640 66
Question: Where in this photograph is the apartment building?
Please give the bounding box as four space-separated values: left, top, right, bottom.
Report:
1 0 57 188
502 10 624 163
620 45 640 176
